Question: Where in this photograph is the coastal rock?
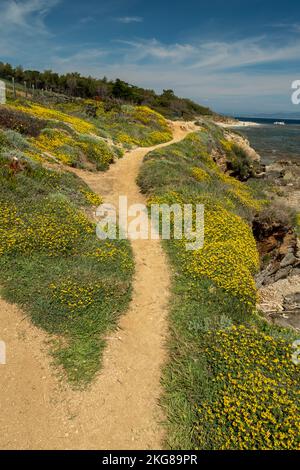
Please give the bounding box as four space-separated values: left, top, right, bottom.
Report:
268 311 300 330
265 169 284 180
283 170 295 181
226 131 261 163
280 252 298 268
274 267 292 281
283 293 300 312
258 275 300 330
253 214 299 286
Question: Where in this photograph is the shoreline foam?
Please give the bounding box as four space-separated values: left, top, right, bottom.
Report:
216 120 261 128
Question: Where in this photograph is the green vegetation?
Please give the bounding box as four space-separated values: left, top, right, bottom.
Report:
137 129 300 449
0 61 213 119
53 100 173 147
0 91 170 384
0 128 133 385
221 138 257 180
3 98 172 169
295 212 300 237
1 100 122 170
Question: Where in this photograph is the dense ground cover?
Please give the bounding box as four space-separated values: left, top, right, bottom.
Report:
0 127 133 385
0 95 171 384
137 127 300 449
54 100 173 147
0 97 172 172
3 100 122 170
4 98 172 168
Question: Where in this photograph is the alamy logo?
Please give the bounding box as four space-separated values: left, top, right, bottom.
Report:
95 196 204 251
0 341 6 365
291 80 300 105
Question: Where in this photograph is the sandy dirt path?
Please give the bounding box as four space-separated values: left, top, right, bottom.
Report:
0 121 196 450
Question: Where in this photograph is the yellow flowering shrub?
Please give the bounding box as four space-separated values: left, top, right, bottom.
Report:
220 139 234 152
0 202 23 256
0 198 93 257
138 128 299 450
23 149 46 163
105 105 172 147
197 326 300 450
192 167 210 182
50 279 105 314
80 188 103 206
117 133 137 145
296 213 300 236
33 129 75 165
2 100 121 169
10 102 96 134
218 172 264 211
87 241 134 271
0 129 133 384
133 105 169 127
148 130 173 144
33 129 116 169
184 206 259 305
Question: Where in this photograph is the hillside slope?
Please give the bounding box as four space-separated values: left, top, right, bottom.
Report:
0 96 174 383
1 94 299 450
0 62 213 119
0 107 195 448
137 124 300 450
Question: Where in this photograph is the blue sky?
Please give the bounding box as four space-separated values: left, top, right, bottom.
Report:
1 0 300 115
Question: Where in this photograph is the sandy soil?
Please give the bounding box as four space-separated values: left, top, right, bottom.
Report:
0 121 196 450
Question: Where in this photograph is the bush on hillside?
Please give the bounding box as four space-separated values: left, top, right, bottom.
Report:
0 106 47 136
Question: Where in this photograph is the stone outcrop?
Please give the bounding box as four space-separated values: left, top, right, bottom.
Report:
225 130 261 163
259 275 300 331
255 234 299 287
256 160 300 330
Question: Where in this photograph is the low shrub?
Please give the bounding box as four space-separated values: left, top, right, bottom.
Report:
0 154 133 384
197 326 300 449
137 127 300 450
221 140 255 181
9 101 96 134
0 106 47 136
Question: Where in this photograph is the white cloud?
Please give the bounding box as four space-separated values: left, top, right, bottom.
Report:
114 36 300 71
190 38 300 70
116 39 196 62
270 22 300 33
1 3 299 115
0 0 60 35
50 35 300 114
53 48 108 68
0 0 60 64
115 16 143 24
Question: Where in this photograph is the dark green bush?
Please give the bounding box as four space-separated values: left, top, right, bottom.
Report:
0 106 47 136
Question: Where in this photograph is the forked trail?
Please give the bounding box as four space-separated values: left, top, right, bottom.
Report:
0 122 195 450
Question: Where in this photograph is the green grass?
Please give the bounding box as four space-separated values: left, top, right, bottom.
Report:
137 128 300 450
0 147 133 386
4 97 173 170
55 101 173 148
4 100 124 170
0 96 169 385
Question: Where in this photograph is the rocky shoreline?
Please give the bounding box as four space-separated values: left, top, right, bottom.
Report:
218 123 300 331
255 159 300 330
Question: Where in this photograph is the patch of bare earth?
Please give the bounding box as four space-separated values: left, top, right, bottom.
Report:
0 122 196 450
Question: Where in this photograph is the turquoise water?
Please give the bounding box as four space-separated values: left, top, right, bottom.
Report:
235 118 300 164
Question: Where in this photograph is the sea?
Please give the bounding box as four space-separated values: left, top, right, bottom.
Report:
234 117 300 165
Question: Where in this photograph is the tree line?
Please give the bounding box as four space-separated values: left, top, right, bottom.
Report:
0 61 212 119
